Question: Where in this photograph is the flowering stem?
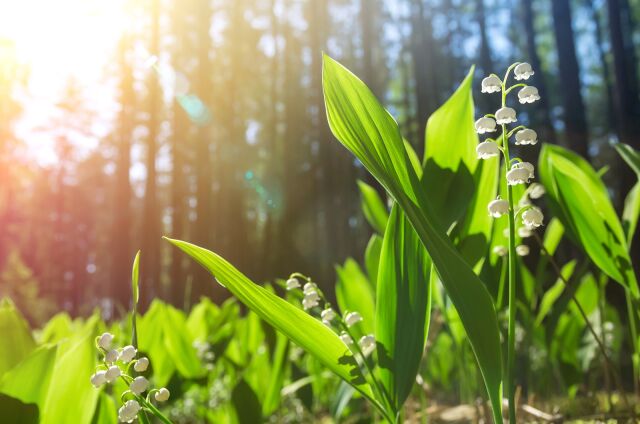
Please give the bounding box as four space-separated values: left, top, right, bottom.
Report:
501 71 518 424
139 396 173 424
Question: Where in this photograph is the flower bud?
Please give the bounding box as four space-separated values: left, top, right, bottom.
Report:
302 295 319 310
518 226 532 238
134 357 149 372
475 117 497 134
514 62 534 80
118 400 141 423
476 141 500 159
321 308 336 322
97 332 114 350
345 312 363 327
303 282 317 295
493 245 508 257
488 198 509 218
518 86 540 104
155 387 170 402
285 277 300 290
90 371 107 388
339 332 353 345
515 128 538 146
495 107 517 125
359 335 376 355
105 365 121 382
129 376 149 395
481 75 502 93
528 183 545 199
516 245 530 256
119 345 137 363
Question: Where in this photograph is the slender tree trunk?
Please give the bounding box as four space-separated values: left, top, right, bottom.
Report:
140 0 162 308
550 0 590 158
112 34 135 312
476 0 494 75
521 0 557 144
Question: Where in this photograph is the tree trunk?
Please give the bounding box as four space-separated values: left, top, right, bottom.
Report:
550 0 590 158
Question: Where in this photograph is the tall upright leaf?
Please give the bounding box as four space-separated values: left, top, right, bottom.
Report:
323 54 503 423
375 205 432 413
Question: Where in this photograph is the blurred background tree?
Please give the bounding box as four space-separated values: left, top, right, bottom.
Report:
0 0 638 322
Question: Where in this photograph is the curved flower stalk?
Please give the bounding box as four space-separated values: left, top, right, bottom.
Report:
475 63 545 424
284 274 389 412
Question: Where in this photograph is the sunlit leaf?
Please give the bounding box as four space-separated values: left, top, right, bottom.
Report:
0 299 36 377
358 180 388 234
323 54 503 423
336 258 375 335
375 205 431 413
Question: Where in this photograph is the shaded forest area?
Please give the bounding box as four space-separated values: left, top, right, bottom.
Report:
0 0 638 323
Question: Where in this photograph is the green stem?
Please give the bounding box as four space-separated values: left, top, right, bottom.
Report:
140 396 173 424
626 292 640 398
501 73 518 424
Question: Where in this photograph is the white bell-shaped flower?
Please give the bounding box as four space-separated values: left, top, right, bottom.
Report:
514 162 535 179
155 388 170 402
488 198 509 218
493 245 508 257
475 117 497 134
303 282 317 295
344 312 363 327
518 86 540 104
134 357 149 372
118 400 141 423
359 335 376 355
339 332 353 345
516 245 530 256
97 332 114 350
514 62 534 80
481 75 502 93
507 167 531 185
518 226 533 238
302 289 320 309
129 376 149 395
476 141 500 159
105 365 121 383
321 308 336 322
515 128 538 145
522 207 544 229
104 349 118 363
119 345 137 363
90 371 107 388
285 277 300 290
528 183 545 199
495 107 517 125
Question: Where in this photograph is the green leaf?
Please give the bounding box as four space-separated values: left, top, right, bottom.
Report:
615 143 640 177
323 54 503 423
335 258 375 335
358 180 389 234
0 393 38 424
623 182 640 247
375 205 432 413
539 144 639 298
364 234 383 286
131 250 141 348
164 237 383 415
232 379 262 424
0 299 36 377
0 345 57 409
535 260 576 326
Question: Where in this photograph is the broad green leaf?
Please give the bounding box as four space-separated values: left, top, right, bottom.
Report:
138 301 176 387
540 144 639 298
323 55 503 423
163 305 204 378
0 345 57 409
0 393 38 424
336 258 375 335
262 332 289 416
164 238 382 415
41 317 100 424
358 180 389 234
375 205 432 413
91 392 118 424
0 299 35 377
423 69 478 228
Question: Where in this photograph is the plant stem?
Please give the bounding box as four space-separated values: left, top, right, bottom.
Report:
501 73 518 424
625 293 640 398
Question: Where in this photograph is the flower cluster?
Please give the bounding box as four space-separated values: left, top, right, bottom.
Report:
476 62 546 255
286 275 374 358
90 332 170 423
